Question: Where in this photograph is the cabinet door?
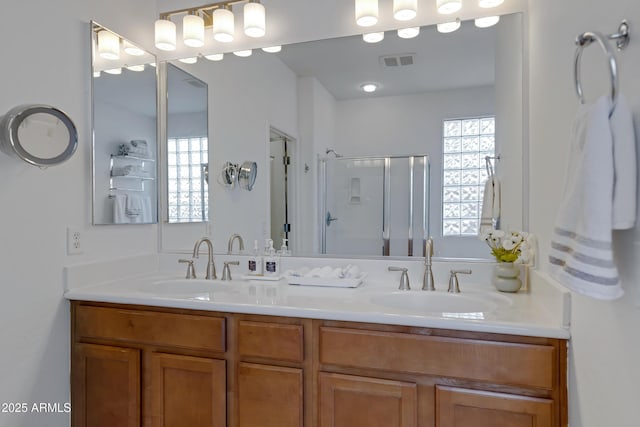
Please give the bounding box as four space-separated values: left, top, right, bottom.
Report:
238 362 303 427
72 343 140 427
436 386 553 427
149 353 226 427
319 372 417 427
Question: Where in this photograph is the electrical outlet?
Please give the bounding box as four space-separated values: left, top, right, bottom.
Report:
67 227 83 255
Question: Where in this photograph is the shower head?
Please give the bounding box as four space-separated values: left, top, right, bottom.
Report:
325 148 342 158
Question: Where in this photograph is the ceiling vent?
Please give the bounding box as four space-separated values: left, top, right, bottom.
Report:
380 53 416 67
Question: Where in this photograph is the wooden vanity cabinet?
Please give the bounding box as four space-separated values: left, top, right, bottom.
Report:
71 302 227 427
71 302 567 427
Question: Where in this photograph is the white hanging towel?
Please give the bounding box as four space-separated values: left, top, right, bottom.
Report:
479 177 501 234
549 95 636 300
113 194 129 224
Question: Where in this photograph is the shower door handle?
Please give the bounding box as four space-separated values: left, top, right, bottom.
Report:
326 212 338 227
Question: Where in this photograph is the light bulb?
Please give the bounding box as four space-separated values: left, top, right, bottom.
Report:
479 0 504 7
155 19 176 51
178 57 198 64
244 2 266 38
355 0 378 27
397 27 420 39
97 30 120 60
475 15 500 28
213 7 234 43
436 0 462 14
233 49 252 57
205 53 224 61
363 32 384 43
393 0 417 21
183 14 205 47
437 19 461 33
262 46 282 53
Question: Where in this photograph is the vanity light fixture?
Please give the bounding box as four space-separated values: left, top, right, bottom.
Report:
262 45 282 53
126 64 146 71
361 83 378 93
103 67 122 75
478 0 504 7
475 15 500 28
397 26 420 39
393 0 417 21
437 18 461 33
156 0 271 49
244 0 266 38
183 13 205 47
233 49 252 57
178 57 198 64
122 40 144 56
205 53 225 61
355 0 378 27
363 32 385 43
155 19 177 51
436 0 462 14
97 30 120 60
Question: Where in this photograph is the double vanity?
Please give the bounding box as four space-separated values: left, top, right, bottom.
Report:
65 254 569 427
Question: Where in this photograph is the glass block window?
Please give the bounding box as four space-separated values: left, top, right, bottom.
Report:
167 137 209 223
442 117 495 236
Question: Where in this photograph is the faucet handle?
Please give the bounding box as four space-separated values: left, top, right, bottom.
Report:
178 259 196 279
222 261 240 281
448 269 472 293
388 266 410 290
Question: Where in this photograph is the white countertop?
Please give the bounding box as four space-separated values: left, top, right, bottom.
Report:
63 254 571 339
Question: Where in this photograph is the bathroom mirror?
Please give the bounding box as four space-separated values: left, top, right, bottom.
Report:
91 22 159 225
161 13 525 259
0 104 78 167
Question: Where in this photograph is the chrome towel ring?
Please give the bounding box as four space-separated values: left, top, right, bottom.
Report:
574 20 630 114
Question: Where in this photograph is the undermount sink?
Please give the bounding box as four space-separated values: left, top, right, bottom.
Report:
139 279 239 297
369 291 512 314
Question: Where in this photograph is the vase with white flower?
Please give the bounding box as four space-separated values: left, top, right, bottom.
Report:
481 229 530 292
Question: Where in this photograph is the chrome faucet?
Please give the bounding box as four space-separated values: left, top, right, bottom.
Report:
193 237 217 279
448 269 472 293
222 261 240 280
422 237 435 291
388 266 410 290
227 234 245 254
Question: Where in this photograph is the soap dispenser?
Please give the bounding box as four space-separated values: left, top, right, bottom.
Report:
247 240 263 276
263 239 280 277
279 238 291 256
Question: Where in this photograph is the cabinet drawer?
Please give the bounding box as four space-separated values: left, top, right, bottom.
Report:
319 327 555 390
238 320 303 362
75 306 225 352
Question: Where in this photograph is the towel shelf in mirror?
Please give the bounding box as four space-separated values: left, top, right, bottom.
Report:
0 104 78 167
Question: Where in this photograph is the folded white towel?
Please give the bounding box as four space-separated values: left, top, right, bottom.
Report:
126 194 143 218
479 177 501 234
549 95 635 300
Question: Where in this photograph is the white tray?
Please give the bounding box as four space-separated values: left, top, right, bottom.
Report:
285 273 365 288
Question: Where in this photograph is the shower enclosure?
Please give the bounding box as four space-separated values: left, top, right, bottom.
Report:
319 155 430 257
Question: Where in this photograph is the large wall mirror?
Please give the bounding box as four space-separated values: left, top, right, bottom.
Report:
91 22 158 225
160 12 525 259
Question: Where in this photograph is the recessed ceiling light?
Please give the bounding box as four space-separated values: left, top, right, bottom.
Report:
363 32 385 43
437 19 461 33
361 83 378 93
475 16 500 28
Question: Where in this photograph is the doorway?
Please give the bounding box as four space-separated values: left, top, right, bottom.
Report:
269 128 296 252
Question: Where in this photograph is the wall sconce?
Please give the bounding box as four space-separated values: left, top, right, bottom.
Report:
397 26 420 38
363 32 384 43
393 0 418 21
262 46 282 53
437 18 461 33
355 0 378 27
155 0 268 51
475 15 500 27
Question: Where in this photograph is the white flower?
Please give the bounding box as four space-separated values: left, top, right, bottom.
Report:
502 238 516 251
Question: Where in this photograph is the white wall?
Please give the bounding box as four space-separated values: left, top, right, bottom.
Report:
529 1 640 425
0 1 158 427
